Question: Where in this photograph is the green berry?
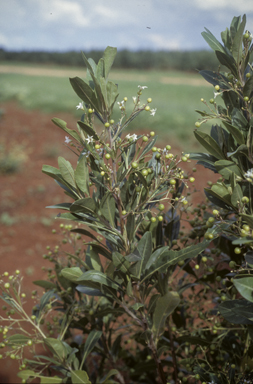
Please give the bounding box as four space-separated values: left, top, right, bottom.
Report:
181 156 187 162
104 122 110 128
109 119 114 124
244 96 249 102
147 98 152 103
141 169 148 176
189 177 195 183
242 196 249 204
158 204 165 211
209 98 215 104
214 85 220 91
131 162 138 169
195 121 201 128
145 106 150 111
234 247 241 254
150 131 155 136
122 210 127 215
105 153 111 160
246 73 251 78
150 217 156 223
170 179 176 185
244 33 250 39
100 171 105 176
142 136 148 142
88 108 93 114
158 216 163 221
152 146 157 152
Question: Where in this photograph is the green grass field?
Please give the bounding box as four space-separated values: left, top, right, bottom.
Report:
0 63 216 148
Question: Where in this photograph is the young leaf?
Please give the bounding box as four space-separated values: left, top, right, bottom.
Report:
201 28 225 53
61 267 83 283
77 120 99 140
214 160 243 180
100 192 116 227
103 46 117 79
8 334 30 345
77 270 120 290
69 77 99 112
52 118 82 144
232 14 246 65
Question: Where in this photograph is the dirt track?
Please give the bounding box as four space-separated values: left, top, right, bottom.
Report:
0 64 208 86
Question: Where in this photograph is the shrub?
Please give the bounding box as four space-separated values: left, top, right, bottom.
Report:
0 14 253 384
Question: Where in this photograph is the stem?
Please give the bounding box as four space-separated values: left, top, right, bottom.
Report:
167 321 179 383
149 334 167 384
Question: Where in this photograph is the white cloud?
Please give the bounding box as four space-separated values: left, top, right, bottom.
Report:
148 34 181 50
41 0 90 27
194 0 253 12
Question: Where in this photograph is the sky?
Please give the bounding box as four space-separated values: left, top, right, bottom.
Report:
1 0 253 52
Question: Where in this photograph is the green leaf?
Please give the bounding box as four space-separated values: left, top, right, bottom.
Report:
215 51 238 77
81 330 103 365
152 291 180 340
234 277 253 302
201 28 225 53
232 14 246 65
77 120 99 141
100 192 116 227
70 228 98 242
58 157 76 189
112 252 131 274
61 267 83 283
40 377 63 384
90 248 103 272
75 155 89 195
194 130 226 159
222 121 245 145
69 77 99 112
8 334 30 345
52 118 82 144
141 241 209 284
240 214 253 228
219 299 253 324
214 160 243 180
44 338 71 361
32 280 57 290
231 184 243 207
134 231 153 278
199 70 230 89
17 371 37 380
103 46 117 79
70 198 97 215
243 76 253 98
131 303 144 311
71 370 91 384
77 270 120 291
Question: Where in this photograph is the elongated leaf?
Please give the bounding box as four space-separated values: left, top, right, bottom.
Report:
33 280 57 290
152 291 180 340
141 241 209 284
70 198 97 215
99 369 120 383
103 46 117 79
71 228 97 242
81 330 102 364
77 270 120 290
44 338 71 361
71 370 91 384
61 267 83 282
75 155 89 195
8 334 30 345
194 130 226 159
240 214 253 227
219 299 253 324
135 232 152 278
58 157 76 189
215 160 243 180
17 371 38 380
243 76 253 98
231 184 243 207
77 120 99 140
76 285 104 296
40 377 63 384
201 28 225 53
69 77 99 112
234 277 253 302
215 51 238 77
232 14 246 65
112 252 131 274
100 192 116 227
52 118 82 144
199 70 230 89
222 121 245 145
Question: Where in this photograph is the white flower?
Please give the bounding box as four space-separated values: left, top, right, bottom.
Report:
65 136 71 144
245 168 253 180
150 108 157 116
76 102 84 110
132 96 137 103
85 135 94 144
214 91 221 99
138 85 148 90
117 100 125 109
126 133 138 141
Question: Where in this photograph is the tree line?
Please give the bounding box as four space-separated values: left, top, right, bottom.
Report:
0 48 222 72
